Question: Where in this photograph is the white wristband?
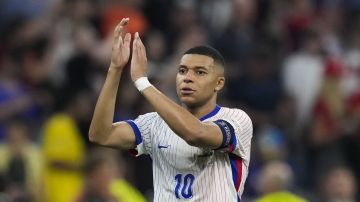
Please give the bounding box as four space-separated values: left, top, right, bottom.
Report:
134 77 152 92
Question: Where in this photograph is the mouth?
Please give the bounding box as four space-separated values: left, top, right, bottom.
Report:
180 87 195 95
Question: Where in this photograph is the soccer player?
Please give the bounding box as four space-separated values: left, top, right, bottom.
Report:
89 18 253 201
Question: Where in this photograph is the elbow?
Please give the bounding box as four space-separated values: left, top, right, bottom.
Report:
185 137 201 147
88 132 98 143
88 129 102 144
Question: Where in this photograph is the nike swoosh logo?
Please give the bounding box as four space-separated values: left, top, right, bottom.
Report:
158 145 170 149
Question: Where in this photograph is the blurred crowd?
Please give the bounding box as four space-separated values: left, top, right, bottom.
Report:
0 0 360 201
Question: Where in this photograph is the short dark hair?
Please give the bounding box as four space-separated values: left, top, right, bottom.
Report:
184 45 225 68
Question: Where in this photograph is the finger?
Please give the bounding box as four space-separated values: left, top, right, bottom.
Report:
113 24 121 49
117 34 123 49
134 32 141 57
119 18 130 39
136 32 146 57
120 17 129 26
123 33 131 48
132 33 138 57
113 18 129 44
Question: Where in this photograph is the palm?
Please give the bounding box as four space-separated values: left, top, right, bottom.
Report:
112 40 130 67
110 18 131 69
130 32 148 82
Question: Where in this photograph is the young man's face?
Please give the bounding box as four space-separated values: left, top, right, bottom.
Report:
176 54 224 107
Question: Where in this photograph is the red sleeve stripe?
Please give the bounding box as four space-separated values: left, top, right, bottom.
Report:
229 153 243 191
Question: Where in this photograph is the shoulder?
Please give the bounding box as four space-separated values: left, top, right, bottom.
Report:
218 107 253 131
134 112 163 125
137 112 161 120
219 107 252 121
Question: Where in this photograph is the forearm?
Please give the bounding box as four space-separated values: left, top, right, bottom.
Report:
89 66 122 143
141 86 205 144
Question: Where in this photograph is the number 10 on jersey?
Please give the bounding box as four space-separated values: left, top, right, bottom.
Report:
174 173 195 199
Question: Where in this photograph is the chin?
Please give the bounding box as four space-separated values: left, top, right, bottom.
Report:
180 96 206 108
179 96 198 107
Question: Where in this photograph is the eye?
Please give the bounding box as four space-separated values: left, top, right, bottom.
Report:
196 70 206 75
179 68 186 74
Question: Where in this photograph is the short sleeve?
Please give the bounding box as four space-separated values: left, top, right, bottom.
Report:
125 112 157 157
215 110 253 164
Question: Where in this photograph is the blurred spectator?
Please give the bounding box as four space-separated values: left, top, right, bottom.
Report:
77 147 145 202
245 124 289 198
0 58 39 140
282 29 324 130
197 0 233 37
255 161 307 202
214 0 258 72
274 95 297 140
345 91 360 135
343 53 360 93
304 58 348 189
342 90 360 198
226 42 284 126
256 125 288 162
0 0 50 28
318 166 357 202
310 58 345 146
41 91 88 202
285 0 314 51
317 0 344 58
0 117 43 202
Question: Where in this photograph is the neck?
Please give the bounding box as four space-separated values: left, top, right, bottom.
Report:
183 97 218 119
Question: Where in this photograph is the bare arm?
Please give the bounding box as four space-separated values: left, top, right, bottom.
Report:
88 18 135 149
130 33 223 149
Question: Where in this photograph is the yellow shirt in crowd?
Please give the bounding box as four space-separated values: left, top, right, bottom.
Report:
42 113 85 202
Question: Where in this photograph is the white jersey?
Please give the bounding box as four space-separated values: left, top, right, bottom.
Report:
125 105 253 202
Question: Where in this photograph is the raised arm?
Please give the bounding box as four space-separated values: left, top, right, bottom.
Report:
130 33 224 149
88 18 135 149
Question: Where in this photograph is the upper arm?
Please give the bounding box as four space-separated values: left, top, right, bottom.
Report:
190 122 223 149
195 119 239 150
92 112 156 154
99 121 136 150
223 111 253 161
196 110 253 161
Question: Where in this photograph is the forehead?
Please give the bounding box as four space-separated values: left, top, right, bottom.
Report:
180 54 214 68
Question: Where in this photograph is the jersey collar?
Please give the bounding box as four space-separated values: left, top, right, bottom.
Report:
199 105 221 121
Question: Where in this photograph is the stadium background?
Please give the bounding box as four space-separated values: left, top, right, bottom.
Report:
0 0 359 201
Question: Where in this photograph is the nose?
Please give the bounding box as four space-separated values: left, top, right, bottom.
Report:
183 71 194 83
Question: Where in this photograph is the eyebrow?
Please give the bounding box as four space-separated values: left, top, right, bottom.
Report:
179 65 209 71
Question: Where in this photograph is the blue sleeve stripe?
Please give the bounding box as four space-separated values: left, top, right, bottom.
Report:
214 120 228 147
125 120 142 145
231 131 238 149
213 119 236 149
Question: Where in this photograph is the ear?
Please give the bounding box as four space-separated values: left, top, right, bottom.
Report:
215 77 225 92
